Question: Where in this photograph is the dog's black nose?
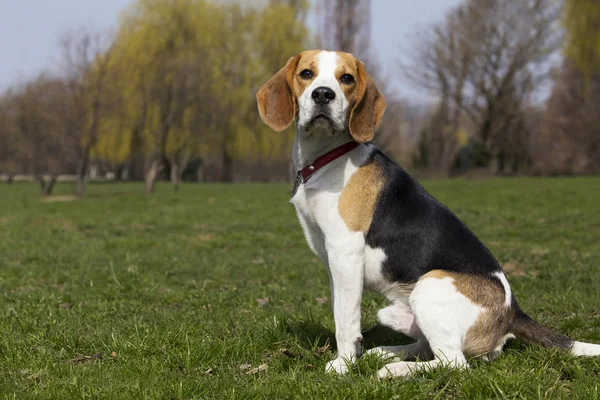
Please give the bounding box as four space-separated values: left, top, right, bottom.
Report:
311 87 336 105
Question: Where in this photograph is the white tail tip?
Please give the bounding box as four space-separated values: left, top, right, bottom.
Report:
571 341 600 356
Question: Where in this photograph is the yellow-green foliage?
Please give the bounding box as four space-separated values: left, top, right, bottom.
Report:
563 0 600 77
93 0 312 166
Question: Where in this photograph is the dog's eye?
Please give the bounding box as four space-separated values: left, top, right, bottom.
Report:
340 74 355 84
300 69 313 80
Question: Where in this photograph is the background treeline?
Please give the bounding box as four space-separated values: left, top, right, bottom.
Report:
0 0 598 196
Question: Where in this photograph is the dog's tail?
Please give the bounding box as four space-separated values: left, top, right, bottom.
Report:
511 307 600 356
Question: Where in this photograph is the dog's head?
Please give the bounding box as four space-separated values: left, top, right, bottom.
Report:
256 50 386 143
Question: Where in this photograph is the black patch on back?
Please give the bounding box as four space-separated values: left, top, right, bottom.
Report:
365 150 503 284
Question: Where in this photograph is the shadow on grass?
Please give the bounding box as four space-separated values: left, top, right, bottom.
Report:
285 320 335 350
361 324 415 349
285 320 414 352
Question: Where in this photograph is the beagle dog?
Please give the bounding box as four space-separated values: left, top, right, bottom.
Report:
256 50 600 379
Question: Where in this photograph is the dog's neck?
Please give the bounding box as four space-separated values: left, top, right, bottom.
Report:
292 127 354 171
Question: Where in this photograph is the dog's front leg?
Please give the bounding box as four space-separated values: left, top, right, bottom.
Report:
324 235 364 374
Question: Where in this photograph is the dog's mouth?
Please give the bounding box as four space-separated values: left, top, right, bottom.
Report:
309 113 333 125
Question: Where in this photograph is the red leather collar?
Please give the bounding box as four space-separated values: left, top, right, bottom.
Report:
299 141 360 182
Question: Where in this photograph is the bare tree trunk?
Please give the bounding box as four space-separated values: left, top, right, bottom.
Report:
74 155 89 197
145 159 161 193
36 175 57 196
46 176 57 196
37 176 47 196
170 162 180 192
488 142 500 174
7 175 14 184
222 149 234 182
443 130 460 175
115 164 124 182
197 164 204 182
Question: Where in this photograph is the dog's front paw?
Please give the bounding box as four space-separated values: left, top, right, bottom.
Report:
325 357 351 375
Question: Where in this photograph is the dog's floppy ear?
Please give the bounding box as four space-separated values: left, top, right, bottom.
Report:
349 61 386 143
256 55 301 132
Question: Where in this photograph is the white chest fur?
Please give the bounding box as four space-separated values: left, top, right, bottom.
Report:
290 144 368 254
290 183 329 263
289 144 395 299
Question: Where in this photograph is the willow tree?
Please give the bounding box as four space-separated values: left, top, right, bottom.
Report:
101 0 312 189
563 0 600 80
253 1 313 181
104 0 222 192
205 1 311 181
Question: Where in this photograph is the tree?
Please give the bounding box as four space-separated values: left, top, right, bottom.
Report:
535 0 600 175
563 0 600 81
5 77 73 195
0 0 313 189
103 0 311 189
59 29 115 196
108 0 219 191
213 1 311 181
317 0 371 58
537 61 600 174
0 91 19 182
404 0 562 175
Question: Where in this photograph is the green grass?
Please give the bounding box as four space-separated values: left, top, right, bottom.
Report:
1 178 599 399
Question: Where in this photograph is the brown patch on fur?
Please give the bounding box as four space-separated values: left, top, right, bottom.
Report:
338 161 383 232
421 270 448 280
454 274 513 357
422 270 513 357
349 61 386 143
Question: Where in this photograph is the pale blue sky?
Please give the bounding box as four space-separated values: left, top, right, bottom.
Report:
0 0 461 98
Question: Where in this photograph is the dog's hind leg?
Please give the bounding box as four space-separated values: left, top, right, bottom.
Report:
378 271 479 379
481 333 515 362
376 301 422 338
365 301 433 361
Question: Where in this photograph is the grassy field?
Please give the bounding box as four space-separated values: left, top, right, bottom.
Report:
1 178 599 399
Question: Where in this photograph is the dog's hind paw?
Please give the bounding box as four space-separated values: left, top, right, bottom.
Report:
364 347 397 360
